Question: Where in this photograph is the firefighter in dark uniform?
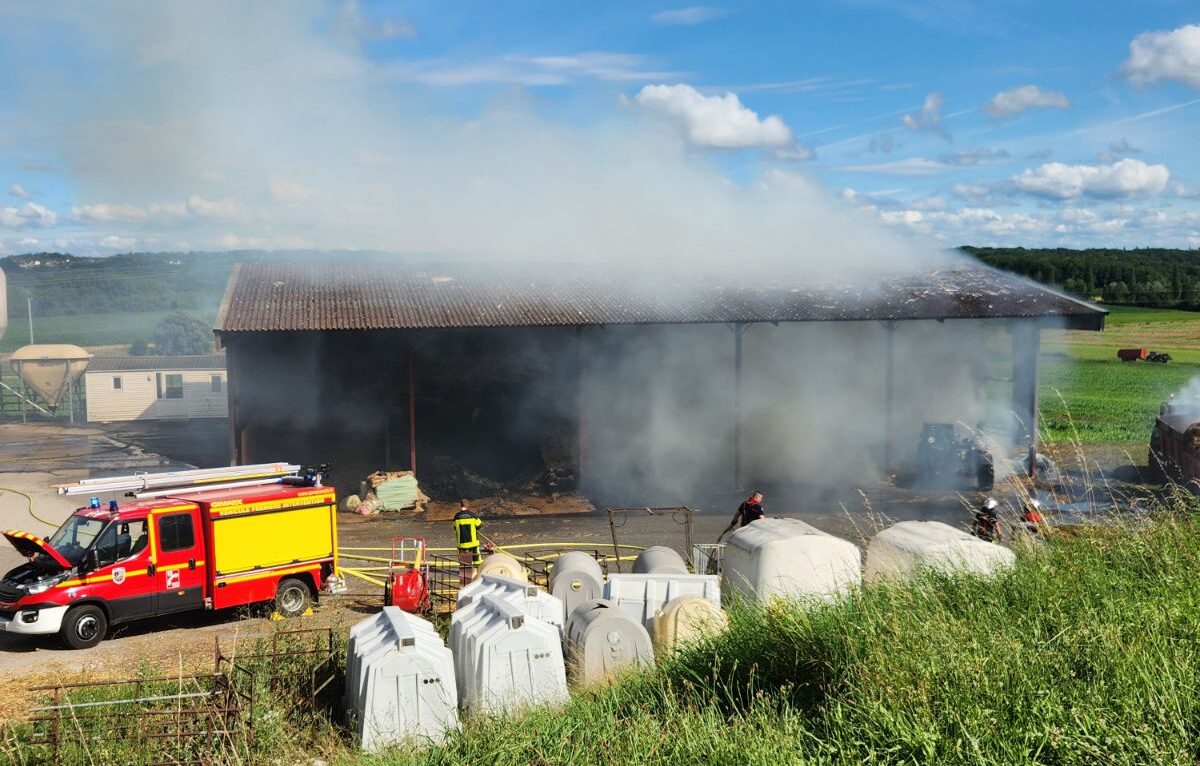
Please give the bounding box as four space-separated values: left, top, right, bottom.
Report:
972 497 1002 542
453 499 483 584
717 491 765 542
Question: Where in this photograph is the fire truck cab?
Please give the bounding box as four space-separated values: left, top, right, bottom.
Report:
0 463 343 649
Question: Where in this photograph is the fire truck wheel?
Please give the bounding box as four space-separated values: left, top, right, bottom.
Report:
61 605 107 649
275 578 312 617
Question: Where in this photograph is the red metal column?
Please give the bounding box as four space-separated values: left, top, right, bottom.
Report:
408 347 417 476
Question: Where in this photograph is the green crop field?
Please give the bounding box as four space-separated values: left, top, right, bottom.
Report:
1040 306 1200 446
0 306 220 353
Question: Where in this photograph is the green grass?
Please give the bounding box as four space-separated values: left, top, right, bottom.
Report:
0 307 219 353
1040 306 1200 445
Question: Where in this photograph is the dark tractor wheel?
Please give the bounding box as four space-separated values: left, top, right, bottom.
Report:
275 577 313 617
61 605 107 650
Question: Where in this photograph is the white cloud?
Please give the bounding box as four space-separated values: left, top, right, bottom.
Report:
0 202 57 230
100 234 139 250
337 1 415 42
982 85 1071 119
1098 138 1140 162
836 157 951 175
651 7 730 25
71 196 242 223
1122 24 1200 89
1012 158 1170 199
634 84 795 149
901 92 946 136
269 177 316 203
770 144 815 161
9 183 30 200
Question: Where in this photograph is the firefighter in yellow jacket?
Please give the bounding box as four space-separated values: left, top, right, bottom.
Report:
453 499 483 584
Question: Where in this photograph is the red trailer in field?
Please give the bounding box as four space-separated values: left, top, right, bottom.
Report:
1150 401 1200 487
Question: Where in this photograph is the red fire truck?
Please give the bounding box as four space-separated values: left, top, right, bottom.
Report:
0 463 343 649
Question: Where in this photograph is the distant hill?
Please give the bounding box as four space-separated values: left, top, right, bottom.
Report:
962 246 1200 309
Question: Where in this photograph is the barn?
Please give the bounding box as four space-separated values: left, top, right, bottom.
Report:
213 261 1105 503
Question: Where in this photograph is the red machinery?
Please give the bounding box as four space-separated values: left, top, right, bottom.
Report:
384 536 430 613
1117 348 1148 361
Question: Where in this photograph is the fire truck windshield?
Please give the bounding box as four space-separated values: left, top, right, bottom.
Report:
48 516 111 566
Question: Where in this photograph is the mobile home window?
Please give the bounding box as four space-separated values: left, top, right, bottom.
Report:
157 373 184 399
112 376 122 390
211 375 223 393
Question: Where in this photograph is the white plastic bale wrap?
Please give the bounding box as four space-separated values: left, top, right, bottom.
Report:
564 599 654 683
344 608 459 752
603 573 720 630
453 593 568 715
722 518 861 605
865 520 1016 582
476 551 528 582
651 595 728 654
549 551 604 623
631 546 688 575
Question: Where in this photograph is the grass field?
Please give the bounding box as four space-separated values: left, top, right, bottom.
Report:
0 307 219 353
1040 306 1200 446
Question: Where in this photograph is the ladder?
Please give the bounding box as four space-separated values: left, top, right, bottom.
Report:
54 462 303 498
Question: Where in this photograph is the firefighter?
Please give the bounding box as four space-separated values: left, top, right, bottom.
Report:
972 497 1002 543
1021 498 1046 534
453 499 483 584
717 491 764 542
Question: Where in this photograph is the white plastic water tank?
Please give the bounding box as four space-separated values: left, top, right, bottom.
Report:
865 520 1016 582
476 551 528 582
456 594 568 715
632 546 688 575
450 575 565 702
650 595 728 654
604 573 720 630
564 599 654 683
549 551 604 623
344 608 459 752
722 518 861 605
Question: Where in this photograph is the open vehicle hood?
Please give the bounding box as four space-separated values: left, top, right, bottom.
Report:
3 530 73 569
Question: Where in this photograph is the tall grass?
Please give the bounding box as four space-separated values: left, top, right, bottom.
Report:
360 507 1200 766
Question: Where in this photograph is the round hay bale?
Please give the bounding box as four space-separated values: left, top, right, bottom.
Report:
340 494 361 513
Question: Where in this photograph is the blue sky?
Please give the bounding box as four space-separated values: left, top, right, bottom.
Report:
1 1 1199 257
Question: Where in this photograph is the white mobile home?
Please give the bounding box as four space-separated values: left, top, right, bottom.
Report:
85 355 227 422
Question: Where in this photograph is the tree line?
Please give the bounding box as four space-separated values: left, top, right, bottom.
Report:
962 246 1200 308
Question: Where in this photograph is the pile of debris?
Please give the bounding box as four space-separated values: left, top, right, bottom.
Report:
343 470 429 515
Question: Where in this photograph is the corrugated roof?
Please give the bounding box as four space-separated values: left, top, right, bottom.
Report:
88 355 226 372
215 262 1107 334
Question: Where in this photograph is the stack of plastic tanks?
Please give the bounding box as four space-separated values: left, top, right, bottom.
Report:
632 546 688 575
722 518 861 605
344 607 459 752
453 593 568 715
564 598 654 683
650 595 728 654
476 551 527 582
865 520 1016 582
604 572 720 630
549 551 604 623
454 574 565 639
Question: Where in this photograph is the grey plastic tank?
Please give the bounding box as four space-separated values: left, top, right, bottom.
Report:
549 551 604 623
476 551 528 582
344 607 459 751
565 598 654 683
456 593 568 715
632 546 688 575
